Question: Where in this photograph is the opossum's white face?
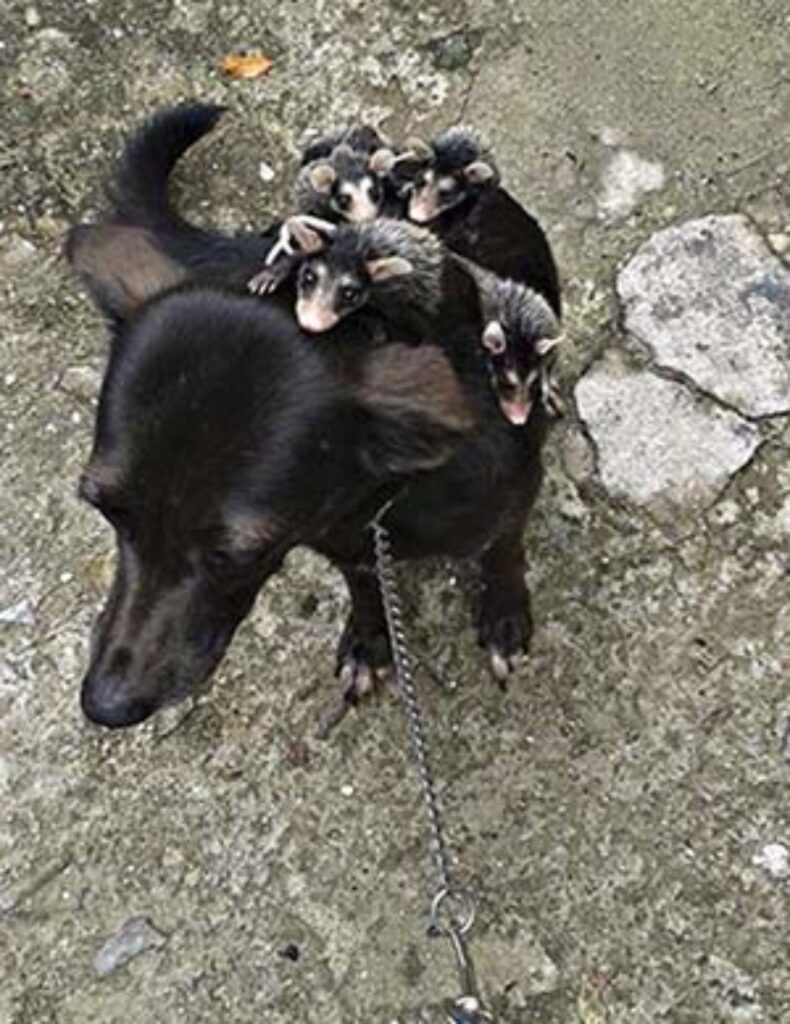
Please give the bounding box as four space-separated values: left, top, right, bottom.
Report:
482 320 562 426
408 160 496 223
295 259 365 333
295 250 415 335
332 176 381 222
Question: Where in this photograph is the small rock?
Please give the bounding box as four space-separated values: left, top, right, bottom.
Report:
561 430 596 485
59 364 101 402
0 234 37 269
283 739 310 768
752 842 789 879
24 5 41 27
597 149 665 222
598 125 629 148
259 160 275 183
0 598 35 626
94 916 167 975
472 929 559 1005
575 355 761 518
428 29 482 71
618 215 790 417
340 783 355 797
0 756 13 793
768 232 789 254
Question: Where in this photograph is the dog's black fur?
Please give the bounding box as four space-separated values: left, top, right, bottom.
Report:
66 104 549 728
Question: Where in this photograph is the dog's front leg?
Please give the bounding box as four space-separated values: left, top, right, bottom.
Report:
315 560 393 738
335 562 393 700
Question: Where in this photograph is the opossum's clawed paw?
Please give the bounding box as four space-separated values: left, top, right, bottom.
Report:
248 265 286 295
478 598 533 688
315 624 393 738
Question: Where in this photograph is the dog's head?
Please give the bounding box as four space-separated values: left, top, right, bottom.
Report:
69 230 472 727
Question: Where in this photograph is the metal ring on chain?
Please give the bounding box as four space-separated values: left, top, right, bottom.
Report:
430 888 476 937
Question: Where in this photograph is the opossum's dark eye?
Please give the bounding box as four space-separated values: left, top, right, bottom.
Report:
335 193 352 212
340 285 360 305
300 267 317 288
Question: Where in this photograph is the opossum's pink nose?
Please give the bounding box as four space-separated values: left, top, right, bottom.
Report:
499 392 532 426
408 193 438 224
296 299 339 334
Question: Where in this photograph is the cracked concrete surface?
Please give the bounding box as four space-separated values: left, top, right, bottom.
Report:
0 1 789 1022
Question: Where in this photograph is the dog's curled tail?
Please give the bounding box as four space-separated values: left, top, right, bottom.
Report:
106 102 226 232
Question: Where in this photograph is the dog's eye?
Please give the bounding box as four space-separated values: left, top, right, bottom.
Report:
206 548 262 575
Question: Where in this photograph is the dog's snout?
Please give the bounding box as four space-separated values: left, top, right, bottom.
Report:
80 671 156 729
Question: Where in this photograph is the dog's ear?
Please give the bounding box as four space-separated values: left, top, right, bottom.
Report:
64 224 186 322
355 344 474 475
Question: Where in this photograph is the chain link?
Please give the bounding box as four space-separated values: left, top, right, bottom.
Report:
371 518 453 902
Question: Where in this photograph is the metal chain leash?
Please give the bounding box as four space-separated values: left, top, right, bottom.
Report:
371 515 495 1023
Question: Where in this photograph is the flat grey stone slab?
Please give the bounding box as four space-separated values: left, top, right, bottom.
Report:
575 355 761 516
618 214 790 417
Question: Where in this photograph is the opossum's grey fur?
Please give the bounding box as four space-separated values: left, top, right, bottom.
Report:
455 256 560 341
331 218 445 313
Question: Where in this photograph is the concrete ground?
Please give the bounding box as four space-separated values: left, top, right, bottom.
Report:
1 0 789 1021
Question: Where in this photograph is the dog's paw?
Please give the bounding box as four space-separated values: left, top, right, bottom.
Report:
478 594 533 685
315 624 393 738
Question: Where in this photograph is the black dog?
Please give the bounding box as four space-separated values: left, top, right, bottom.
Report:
66 105 551 728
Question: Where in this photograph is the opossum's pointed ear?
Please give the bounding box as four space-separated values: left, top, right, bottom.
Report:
403 136 434 163
285 216 333 254
366 256 414 281
369 147 396 175
64 224 186 323
482 320 507 354
535 335 563 357
464 160 496 184
308 162 337 193
356 344 474 475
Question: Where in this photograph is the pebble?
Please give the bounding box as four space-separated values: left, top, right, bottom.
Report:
0 598 35 626
752 842 789 879
94 916 167 975
597 149 665 222
258 161 275 183
340 784 355 797
58 364 101 402
428 29 482 71
24 5 41 28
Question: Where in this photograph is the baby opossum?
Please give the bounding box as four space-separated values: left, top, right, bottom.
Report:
457 257 564 425
257 215 444 338
253 126 408 294
405 126 499 225
295 125 404 224
402 126 562 318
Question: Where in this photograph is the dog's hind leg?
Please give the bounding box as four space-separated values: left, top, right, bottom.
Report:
477 527 534 685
